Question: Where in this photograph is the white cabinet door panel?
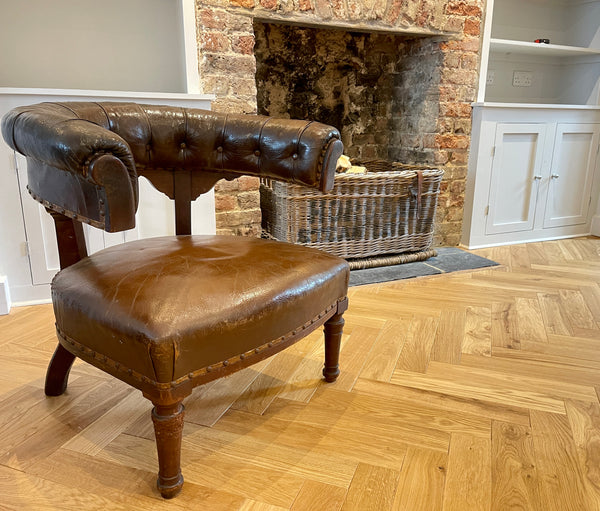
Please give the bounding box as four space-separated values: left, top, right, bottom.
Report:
486 124 547 234
543 123 600 228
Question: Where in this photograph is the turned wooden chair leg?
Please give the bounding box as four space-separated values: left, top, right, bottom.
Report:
45 343 76 396
151 401 185 499
323 311 345 382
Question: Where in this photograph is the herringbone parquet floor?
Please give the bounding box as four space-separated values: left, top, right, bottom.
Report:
1 237 600 510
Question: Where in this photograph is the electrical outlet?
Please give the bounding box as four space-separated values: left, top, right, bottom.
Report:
513 70 533 87
486 70 495 86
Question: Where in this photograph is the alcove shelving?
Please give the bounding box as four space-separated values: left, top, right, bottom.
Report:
462 0 600 249
480 0 600 106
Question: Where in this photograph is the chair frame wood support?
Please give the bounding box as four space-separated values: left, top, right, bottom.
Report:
45 343 77 396
151 402 186 499
323 298 348 382
44 210 88 396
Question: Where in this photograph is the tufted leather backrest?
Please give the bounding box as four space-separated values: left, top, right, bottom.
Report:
1 102 343 232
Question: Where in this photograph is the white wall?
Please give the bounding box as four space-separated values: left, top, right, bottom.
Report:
0 0 187 92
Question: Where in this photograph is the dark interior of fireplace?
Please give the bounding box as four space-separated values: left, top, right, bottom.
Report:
253 20 444 164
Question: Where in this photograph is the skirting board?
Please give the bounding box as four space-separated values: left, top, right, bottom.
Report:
592 215 600 237
0 276 11 315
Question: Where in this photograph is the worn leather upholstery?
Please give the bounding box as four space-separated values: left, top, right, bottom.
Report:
2 101 349 499
52 235 349 385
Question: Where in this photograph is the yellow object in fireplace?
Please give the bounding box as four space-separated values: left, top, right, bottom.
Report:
336 155 366 174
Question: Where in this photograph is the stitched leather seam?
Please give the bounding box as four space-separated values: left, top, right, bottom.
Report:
182 107 188 167
28 187 106 229
55 103 80 118
55 300 342 390
318 132 340 188
7 110 26 154
218 115 227 169
92 101 111 128
257 117 271 169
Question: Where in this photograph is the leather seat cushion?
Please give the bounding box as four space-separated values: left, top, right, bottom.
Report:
51 235 349 383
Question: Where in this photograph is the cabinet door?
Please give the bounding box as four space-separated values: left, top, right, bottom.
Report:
486 123 547 235
543 123 600 229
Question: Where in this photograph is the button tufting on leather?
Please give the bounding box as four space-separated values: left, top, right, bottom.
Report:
254 150 260 157
145 144 152 151
292 153 298 160
217 146 223 153
180 142 186 149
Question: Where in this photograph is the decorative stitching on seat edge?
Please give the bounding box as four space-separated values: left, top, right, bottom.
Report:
54 300 342 391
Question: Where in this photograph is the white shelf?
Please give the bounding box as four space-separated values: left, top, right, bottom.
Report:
473 102 600 111
490 38 600 58
0 87 214 101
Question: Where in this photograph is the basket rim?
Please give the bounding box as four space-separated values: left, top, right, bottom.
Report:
333 168 444 179
260 168 444 189
350 158 443 169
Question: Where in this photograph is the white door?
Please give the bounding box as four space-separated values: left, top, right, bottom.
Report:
486 123 548 235
543 123 600 229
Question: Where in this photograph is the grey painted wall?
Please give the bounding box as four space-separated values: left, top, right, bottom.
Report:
0 0 187 92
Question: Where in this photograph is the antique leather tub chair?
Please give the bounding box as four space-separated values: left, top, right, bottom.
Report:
1 102 349 498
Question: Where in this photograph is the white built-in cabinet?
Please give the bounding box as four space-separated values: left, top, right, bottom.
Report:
544 123 600 228
484 120 599 236
462 0 600 248
485 123 547 235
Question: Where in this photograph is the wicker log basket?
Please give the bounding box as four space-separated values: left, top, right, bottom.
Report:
260 160 444 269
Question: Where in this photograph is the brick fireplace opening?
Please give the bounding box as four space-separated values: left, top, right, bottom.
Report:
254 21 443 165
195 0 484 247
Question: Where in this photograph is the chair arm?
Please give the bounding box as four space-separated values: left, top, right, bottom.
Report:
2 103 137 191
187 111 344 192
2 103 138 232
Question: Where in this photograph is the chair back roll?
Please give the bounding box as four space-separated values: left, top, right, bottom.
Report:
1 102 343 232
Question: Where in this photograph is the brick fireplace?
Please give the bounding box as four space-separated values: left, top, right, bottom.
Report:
194 0 484 246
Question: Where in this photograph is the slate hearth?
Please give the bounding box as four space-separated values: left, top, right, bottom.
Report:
349 247 498 286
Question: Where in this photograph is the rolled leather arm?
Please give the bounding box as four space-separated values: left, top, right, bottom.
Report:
2 104 139 232
1 103 137 191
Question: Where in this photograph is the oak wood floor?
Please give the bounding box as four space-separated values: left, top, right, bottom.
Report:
1 237 600 510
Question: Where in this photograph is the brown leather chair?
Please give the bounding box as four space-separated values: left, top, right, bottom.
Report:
1 102 349 498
